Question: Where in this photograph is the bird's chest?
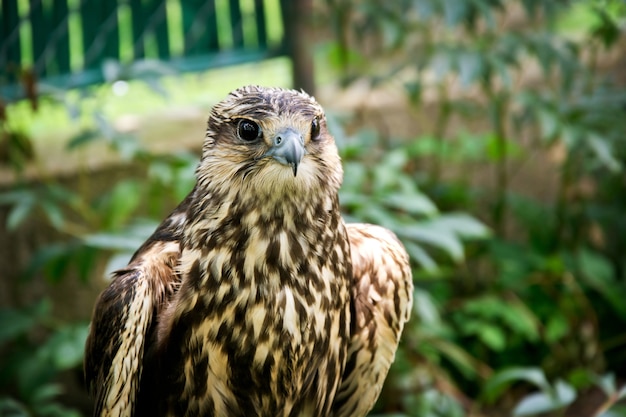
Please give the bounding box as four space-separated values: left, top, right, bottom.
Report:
169 243 351 416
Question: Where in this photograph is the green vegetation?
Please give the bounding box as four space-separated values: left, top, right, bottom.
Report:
322 0 626 415
1 0 626 416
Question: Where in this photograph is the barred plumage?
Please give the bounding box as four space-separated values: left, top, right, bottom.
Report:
85 85 413 417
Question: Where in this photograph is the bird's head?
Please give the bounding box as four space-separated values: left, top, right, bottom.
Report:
196 85 343 201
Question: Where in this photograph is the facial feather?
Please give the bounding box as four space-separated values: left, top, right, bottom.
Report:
196 85 342 204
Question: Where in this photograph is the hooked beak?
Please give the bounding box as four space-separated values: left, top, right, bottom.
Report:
262 128 305 176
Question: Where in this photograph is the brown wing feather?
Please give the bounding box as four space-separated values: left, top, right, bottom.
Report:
85 206 186 417
331 223 413 417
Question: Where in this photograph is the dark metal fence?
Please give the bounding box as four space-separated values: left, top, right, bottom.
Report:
0 0 291 101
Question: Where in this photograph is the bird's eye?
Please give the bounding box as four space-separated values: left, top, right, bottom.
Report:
237 119 261 142
311 117 321 141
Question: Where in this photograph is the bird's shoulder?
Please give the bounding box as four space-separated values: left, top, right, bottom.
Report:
346 223 413 329
332 223 413 417
84 204 187 416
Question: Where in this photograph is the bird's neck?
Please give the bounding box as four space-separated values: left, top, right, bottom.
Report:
181 184 345 285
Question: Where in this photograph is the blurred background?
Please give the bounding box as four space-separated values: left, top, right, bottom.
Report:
1 0 626 416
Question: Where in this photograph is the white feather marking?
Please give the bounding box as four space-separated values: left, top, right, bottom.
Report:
244 233 268 278
206 345 236 415
281 287 299 340
254 342 270 365
278 231 291 264
249 303 266 339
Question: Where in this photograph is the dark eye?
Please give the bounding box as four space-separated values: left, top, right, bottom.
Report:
237 119 261 141
311 117 321 141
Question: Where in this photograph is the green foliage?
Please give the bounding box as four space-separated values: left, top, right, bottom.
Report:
324 0 626 415
339 128 490 272
0 300 87 417
484 368 626 416
0 68 195 414
1 0 626 414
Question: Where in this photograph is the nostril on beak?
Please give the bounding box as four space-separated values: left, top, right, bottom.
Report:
261 128 305 177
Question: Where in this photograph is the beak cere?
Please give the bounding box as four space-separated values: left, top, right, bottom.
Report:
264 128 305 176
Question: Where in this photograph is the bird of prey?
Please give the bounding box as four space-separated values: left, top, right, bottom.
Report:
84 85 413 417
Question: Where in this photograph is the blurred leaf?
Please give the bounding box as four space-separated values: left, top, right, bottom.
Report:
577 248 613 285
93 111 115 140
595 373 618 397
413 289 441 325
0 300 50 345
341 162 367 192
576 249 626 318
601 404 626 417
397 214 488 260
40 324 89 370
491 56 513 88
384 193 438 217
44 254 71 284
429 337 490 379
103 180 142 229
0 397 29 417
75 246 99 283
84 232 147 252
40 199 65 230
404 81 422 105
590 7 621 48
6 195 35 231
530 35 557 73
404 241 439 272
16 323 88 400
149 159 175 185
396 225 464 261
18 355 55 399
414 0 437 20
473 0 499 29
484 367 551 403
30 383 63 404
588 133 621 173
500 298 540 342
66 129 101 150
513 380 576 416
426 213 491 239
407 387 466 417
380 18 403 49
373 151 408 191
103 251 134 277
112 134 142 160
84 219 157 252
458 50 485 87
23 243 74 281
537 108 561 141
407 135 440 158
462 295 540 343
325 41 365 72
443 0 469 26
562 125 583 148
463 319 507 351
431 50 454 82
545 313 569 343
339 191 370 210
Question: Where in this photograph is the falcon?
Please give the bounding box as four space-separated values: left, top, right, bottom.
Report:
84 85 413 417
